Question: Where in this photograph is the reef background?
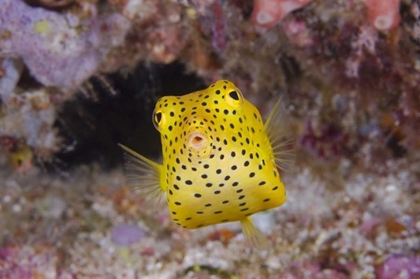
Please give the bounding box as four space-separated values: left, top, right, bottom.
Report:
0 0 419 278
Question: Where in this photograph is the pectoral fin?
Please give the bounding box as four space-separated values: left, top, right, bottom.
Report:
264 99 295 172
119 143 164 202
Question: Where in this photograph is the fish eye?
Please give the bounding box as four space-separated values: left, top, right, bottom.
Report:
226 88 244 107
153 109 164 130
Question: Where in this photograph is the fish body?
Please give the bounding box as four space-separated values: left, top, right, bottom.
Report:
120 80 293 248
0 136 33 172
9 144 33 172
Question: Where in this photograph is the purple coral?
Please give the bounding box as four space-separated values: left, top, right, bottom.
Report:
0 0 130 89
375 255 420 279
111 224 147 246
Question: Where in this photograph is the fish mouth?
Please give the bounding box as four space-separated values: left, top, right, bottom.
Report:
186 120 213 158
189 132 206 149
187 131 211 158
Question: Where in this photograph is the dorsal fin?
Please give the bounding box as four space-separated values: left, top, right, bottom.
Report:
264 99 295 172
118 144 164 202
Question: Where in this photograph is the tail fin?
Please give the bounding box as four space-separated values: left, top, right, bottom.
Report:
240 217 269 250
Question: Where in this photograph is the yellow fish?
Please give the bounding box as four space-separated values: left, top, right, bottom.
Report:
9 144 33 172
119 80 294 248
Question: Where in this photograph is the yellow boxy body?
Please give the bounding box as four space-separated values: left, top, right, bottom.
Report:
120 80 294 248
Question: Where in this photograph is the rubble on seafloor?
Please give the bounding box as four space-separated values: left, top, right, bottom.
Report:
1 0 420 165
0 0 420 278
0 0 420 169
0 158 419 278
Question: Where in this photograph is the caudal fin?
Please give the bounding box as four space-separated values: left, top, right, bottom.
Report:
240 217 269 250
118 144 164 202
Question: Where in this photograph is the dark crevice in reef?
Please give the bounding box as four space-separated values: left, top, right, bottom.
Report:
51 61 206 171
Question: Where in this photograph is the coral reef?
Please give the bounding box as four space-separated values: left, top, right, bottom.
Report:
0 0 130 164
363 0 401 31
0 0 419 278
251 0 314 28
0 0 130 89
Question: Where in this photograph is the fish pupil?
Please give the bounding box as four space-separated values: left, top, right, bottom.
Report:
154 112 162 124
229 91 239 100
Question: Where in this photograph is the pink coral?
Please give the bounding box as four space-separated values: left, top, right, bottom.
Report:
251 0 314 28
0 245 72 279
363 0 401 31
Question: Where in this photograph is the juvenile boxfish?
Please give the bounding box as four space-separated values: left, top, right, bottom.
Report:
119 80 294 248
